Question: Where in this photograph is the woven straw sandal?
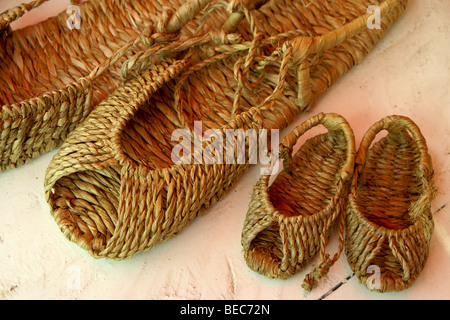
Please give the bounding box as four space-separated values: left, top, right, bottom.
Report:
345 115 437 293
0 0 214 172
241 113 355 292
43 0 407 260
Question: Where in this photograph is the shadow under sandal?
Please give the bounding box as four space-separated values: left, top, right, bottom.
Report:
242 112 356 292
345 115 437 293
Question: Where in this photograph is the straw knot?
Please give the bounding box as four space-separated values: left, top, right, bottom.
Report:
228 0 269 12
301 254 335 292
228 0 242 13
209 30 242 45
157 8 175 33
139 25 155 48
290 37 313 69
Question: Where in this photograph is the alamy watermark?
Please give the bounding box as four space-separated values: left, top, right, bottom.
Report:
367 5 381 30
171 121 280 176
66 5 81 30
65 4 380 31
66 264 81 292
366 265 381 290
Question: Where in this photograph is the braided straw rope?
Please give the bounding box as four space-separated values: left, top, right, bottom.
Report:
345 115 437 293
41 0 407 260
241 113 355 291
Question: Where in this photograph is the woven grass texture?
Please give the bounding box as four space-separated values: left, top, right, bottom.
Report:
241 113 356 291
0 0 213 171
345 115 437 293
39 0 408 260
0 0 407 172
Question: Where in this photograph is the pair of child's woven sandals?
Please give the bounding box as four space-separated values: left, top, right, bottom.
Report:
241 112 436 293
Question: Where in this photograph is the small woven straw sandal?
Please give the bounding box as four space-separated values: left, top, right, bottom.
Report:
241 113 355 292
345 115 437 293
44 0 406 260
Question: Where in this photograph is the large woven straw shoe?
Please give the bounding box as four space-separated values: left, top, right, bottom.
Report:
345 115 437 293
43 0 407 260
241 113 355 291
